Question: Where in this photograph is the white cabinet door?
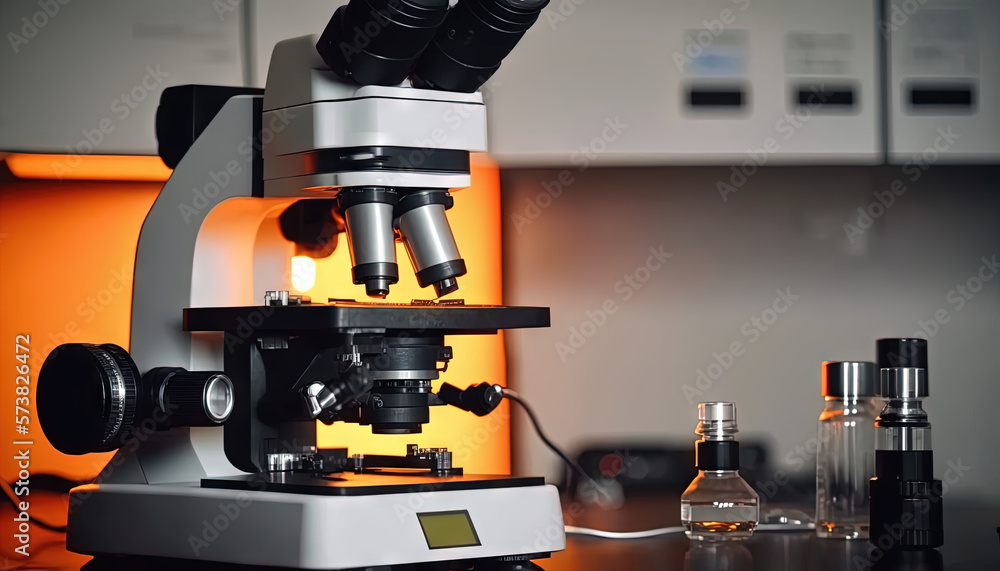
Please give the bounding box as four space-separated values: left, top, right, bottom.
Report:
487 0 881 166
760 0 880 162
0 0 247 155
886 0 1000 163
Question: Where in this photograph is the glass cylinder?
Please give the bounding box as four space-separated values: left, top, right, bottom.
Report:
816 361 879 539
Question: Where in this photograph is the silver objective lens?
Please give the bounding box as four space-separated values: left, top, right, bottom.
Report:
341 190 399 298
396 191 467 297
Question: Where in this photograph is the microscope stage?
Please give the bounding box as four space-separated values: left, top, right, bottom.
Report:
202 471 545 496
184 302 550 334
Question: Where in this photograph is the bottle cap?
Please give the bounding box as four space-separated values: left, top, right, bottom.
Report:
698 402 736 422
821 361 877 397
877 338 928 370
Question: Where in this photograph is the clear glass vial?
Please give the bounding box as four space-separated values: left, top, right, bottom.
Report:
681 402 759 542
816 361 879 539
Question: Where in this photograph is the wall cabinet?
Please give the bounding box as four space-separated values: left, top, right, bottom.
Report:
2 0 997 164
885 0 1000 163
487 0 882 165
0 0 245 155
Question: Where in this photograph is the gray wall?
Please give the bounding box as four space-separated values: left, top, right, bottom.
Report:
501 165 1000 501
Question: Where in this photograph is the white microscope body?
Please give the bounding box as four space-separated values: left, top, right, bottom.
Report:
39 33 564 570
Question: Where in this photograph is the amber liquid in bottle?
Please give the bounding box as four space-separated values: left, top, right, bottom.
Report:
681 403 759 542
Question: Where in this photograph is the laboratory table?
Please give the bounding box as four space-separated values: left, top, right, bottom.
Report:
3 492 998 570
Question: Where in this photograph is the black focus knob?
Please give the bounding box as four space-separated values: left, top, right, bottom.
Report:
37 343 140 455
149 368 234 426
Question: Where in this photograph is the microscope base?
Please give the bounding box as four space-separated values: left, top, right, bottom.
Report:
66 476 564 569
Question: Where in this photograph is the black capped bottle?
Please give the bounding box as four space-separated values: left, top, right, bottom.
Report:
680 402 759 541
870 338 943 549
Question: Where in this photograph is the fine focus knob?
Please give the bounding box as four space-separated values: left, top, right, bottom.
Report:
155 370 234 426
37 343 140 454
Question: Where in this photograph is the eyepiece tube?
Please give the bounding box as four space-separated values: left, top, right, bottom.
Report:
317 0 450 86
412 0 551 92
339 188 399 298
395 190 466 297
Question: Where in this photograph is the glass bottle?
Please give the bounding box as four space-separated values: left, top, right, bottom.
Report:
816 361 879 539
681 402 759 542
870 337 943 549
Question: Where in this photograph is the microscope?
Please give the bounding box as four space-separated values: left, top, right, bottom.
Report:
36 0 564 568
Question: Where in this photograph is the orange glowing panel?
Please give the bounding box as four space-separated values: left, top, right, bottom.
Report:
0 179 161 485
5 153 173 181
1 152 511 488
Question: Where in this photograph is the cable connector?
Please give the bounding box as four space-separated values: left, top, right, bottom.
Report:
437 382 504 416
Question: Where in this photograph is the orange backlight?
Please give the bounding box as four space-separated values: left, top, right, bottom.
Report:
1 153 510 481
5 153 173 181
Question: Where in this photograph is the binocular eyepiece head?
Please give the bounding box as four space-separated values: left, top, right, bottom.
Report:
317 0 550 92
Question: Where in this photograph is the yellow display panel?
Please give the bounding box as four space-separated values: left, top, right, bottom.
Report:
416 510 481 549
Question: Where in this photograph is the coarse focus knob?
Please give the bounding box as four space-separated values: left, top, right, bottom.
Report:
37 343 140 454
155 370 234 426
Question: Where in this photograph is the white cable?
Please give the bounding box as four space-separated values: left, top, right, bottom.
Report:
564 522 814 540
756 522 815 532
565 525 685 539
501 388 816 541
